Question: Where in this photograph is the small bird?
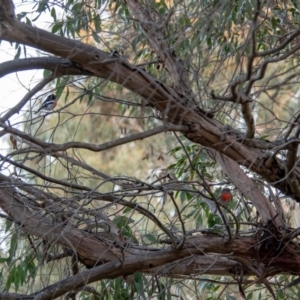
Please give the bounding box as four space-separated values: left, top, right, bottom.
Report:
35 94 57 114
218 188 232 205
201 188 232 216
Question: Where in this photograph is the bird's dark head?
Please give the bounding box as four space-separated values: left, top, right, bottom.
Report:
221 188 231 194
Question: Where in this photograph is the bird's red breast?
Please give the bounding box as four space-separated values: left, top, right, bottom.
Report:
220 192 232 203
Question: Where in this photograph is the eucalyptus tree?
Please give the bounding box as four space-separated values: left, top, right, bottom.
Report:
1 0 300 299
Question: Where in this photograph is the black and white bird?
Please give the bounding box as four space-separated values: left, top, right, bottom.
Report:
35 94 58 114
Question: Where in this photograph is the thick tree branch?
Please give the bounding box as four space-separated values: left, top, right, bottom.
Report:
285 146 300 196
0 3 191 124
0 57 92 78
0 173 298 271
0 173 120 235
0 170 299 298
0 0 15 20
0 292 32 300
0 182 121 265
31 247 241 300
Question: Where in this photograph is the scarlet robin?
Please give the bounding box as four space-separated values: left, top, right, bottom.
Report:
218 188 232 205
201 188 232 218
35 94 58 114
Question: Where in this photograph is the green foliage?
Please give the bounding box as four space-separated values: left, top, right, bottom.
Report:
143 233 157 244
2 237 36 293
7 233 18 265
5 219 13 233
168 138 215 181
55 76 71 100
113 216 138 243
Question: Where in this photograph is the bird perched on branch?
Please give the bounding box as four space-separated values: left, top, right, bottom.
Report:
201 188 232 215
218 188 232 205
35 94 57 114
